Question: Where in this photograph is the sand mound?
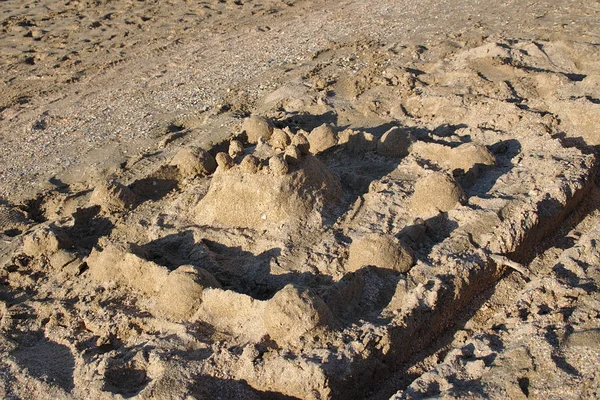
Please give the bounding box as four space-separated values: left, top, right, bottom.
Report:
23 227 72 258
242 116 274 144
308 124 338 154
170 147 217 178
264 284 336 347
153 265 220 321
376 127 414 158
410 172 466 216
89 180 138 212
195 147 342 229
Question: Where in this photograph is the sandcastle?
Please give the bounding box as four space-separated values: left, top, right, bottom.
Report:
3 37 598 400
194 124 342 230
50 108 589 398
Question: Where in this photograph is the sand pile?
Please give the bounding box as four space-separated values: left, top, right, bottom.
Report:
195 127 342 230
3 93 593 398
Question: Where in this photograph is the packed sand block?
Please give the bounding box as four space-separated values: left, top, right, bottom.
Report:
347 233 415 273
169 147 217 178
89 180 138 212
241 115 274 144
195 153 342 229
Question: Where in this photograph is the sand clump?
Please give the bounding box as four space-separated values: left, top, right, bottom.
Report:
291 131 311 155
242 116 274 144
410 172 467 215
308 124 338 154
170 147 217 178
215 152 235 170
270 129 291 150
284 145 302 164
228 140 245 159
239 154 261 173
268 154 289 176
263 284 336 346
347 233 415 273
376 126 413 158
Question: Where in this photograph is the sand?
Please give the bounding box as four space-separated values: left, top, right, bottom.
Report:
1 0 599 399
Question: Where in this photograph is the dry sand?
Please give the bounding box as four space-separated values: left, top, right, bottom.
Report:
1 0 600 399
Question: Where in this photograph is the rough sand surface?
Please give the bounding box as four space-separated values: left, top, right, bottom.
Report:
1 0 600 399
